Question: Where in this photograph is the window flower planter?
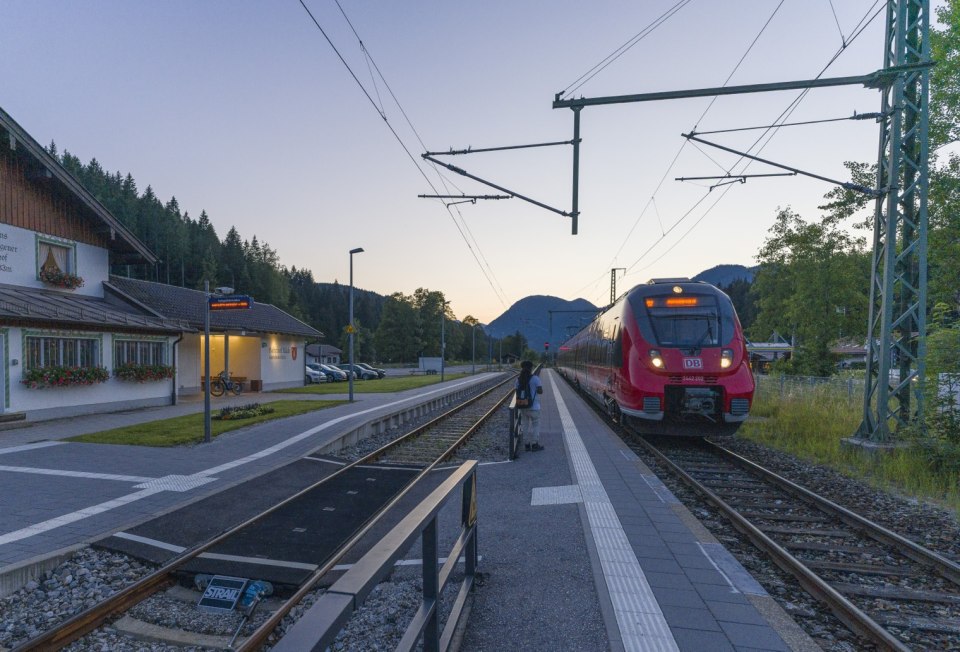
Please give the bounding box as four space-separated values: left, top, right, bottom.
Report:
39 268 85 289
113 363 175 383
21 366 109 389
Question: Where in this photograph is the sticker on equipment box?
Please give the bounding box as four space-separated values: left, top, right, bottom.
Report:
198 575 249 613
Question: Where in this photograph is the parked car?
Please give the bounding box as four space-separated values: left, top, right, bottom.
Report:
337 363 378 380
305 364 327 384
319 363 348 382
355 362 386 378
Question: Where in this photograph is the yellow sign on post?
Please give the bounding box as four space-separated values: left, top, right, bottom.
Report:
345 325 355 334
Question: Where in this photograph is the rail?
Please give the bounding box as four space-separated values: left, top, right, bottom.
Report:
272 461 479 652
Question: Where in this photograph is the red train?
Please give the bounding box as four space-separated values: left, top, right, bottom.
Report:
557 279 754 436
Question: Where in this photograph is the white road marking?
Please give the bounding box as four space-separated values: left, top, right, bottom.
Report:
549 373 680 652
0 441 64 455
0 465 155 483
0 490 162 545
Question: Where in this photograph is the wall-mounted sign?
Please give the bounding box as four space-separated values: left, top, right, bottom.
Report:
209 295 253 311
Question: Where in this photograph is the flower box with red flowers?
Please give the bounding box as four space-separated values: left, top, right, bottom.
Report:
38 268 85 289
113 363 175 383
21 365 109 389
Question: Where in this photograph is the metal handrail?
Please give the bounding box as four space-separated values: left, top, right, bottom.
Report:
272 461 479 652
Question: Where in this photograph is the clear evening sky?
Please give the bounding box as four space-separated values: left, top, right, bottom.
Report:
2 1 919 323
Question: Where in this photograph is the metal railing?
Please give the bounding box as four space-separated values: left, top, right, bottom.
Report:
755 373 864 403
272 461 479 652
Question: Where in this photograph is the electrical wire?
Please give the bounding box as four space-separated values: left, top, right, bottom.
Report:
301 0 510 310
587 0 884 307
330 0 510 307
560 0 692 99
601 0 786 278
827 0 847 46
620 0 886 281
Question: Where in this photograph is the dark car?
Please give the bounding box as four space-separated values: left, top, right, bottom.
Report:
308 362 345 382
320 363 348 381
337 363 377 380
355 362 386 378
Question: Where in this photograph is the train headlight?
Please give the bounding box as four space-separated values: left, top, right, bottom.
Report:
649 349 664 368
720 348 734 369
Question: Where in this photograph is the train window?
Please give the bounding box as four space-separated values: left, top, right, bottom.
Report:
649 313 720 348
612 325 623 366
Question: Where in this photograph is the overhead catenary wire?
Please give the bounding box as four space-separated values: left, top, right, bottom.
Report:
328 1 510 306
559 0 693 100
618 0 886 290
586 0 884 307
600 0 787 274
621 2 881 282
301 0 509 309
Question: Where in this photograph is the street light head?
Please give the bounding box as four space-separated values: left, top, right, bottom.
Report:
350 247 365 255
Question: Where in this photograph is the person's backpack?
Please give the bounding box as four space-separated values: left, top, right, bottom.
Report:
516 378 532 409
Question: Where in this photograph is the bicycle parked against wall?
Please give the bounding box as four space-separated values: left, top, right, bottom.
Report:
209 370 242 397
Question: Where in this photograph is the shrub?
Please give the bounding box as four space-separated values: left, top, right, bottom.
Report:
21 365 109 389
215 403 275 420
113 363 175 383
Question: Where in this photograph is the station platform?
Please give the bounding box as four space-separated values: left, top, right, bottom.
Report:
0 373 500 573
459 370 816 652
0 369 817 651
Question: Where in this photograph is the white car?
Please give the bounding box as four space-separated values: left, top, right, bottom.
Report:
305 366 327 384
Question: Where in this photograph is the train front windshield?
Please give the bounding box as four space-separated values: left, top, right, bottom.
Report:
649 311 720 347
641 294 723 348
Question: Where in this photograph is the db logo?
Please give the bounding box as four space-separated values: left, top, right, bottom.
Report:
683 358 703 369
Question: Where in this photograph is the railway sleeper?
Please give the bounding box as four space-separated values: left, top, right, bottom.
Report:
831 582 960 605
762 526 854 538
805 560 918 576
874 614 960 635
780 541 887 555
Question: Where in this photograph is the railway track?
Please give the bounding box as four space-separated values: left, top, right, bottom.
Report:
631 435 960 652
12 373 516 652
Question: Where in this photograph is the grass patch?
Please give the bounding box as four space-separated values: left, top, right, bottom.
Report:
278 373 469 394
69 400 345 447
740 378 960 515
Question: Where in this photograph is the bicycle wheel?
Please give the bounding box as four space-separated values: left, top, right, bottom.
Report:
209 379 225 397
231 382 242 396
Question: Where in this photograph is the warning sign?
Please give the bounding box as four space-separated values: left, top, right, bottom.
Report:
198 576 248 614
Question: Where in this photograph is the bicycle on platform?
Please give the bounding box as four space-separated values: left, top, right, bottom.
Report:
209 370 242 397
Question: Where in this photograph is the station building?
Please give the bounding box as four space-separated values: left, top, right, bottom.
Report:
0 107 320 423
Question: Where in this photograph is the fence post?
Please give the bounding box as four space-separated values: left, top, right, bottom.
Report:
462 474 478 579
422 518 439 652
779 375 785 398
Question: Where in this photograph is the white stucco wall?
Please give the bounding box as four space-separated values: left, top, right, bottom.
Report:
261 335 307 390
0 224 109 298
4 327 177 420
178 334 202 395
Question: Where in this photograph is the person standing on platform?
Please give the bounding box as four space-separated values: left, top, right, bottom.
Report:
517 360 544 451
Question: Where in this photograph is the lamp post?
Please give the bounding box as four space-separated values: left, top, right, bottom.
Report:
204 280 211 443
471 323 476 375
348 247 364 402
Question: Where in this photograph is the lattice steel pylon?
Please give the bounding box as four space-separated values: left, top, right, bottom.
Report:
856 0 931 442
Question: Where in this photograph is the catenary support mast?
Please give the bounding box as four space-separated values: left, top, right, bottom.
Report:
856 0 930 442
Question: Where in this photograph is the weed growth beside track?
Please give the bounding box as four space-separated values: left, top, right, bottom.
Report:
741 375 960 515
